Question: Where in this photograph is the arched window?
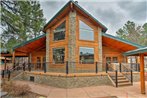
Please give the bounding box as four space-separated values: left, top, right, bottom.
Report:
79 20 94 41
53 21 65 41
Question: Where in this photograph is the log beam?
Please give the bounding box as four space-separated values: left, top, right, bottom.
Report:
140 53 145 94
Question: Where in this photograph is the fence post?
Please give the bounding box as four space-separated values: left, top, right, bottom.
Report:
23 63 25 71
28 63 31 72
138 64 140 72
131 70 133 85
119 63 121 72
66 61 68 74
8 70 10 81
116 70 118 87
106 63 108 73
96 62 98 73
13 63 15 70
44 63 46 73
2 70 4 78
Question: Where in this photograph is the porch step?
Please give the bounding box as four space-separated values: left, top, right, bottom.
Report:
118 80 129 83
108 73 133 87
118 82 132 86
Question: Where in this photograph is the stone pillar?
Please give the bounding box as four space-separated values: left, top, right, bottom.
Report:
68 11 76 73
98 28 103 72
46 29 50 71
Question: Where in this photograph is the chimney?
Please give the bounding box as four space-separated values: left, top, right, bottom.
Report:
75 1 78 4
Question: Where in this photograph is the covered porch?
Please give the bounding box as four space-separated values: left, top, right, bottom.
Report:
124 47 147 94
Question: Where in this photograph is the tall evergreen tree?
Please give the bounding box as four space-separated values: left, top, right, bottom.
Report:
0 0 46 51
116 21 147 46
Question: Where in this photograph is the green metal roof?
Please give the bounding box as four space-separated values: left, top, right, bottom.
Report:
123 47 147 56
102 33 143 48
43 0 107 33
13 34 46 50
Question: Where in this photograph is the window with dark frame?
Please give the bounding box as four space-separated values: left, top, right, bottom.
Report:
53 21 65 41
79 20 94 41
106 57 111 64
113 57 118 63
53 48 65 64
79 47 94 64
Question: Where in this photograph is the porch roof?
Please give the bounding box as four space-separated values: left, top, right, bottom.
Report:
123 47 147 56
13 34 46 53
102 33 143 52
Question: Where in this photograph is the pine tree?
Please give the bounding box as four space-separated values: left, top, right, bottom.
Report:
0 0 46 51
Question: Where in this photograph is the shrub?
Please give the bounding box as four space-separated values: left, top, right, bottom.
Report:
2 81 30 96
11 84 31 96
2 81 14 92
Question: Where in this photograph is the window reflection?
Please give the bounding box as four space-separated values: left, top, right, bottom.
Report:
79 47 94 64
53 48 65 64
53 21 65 41
79 20 94 41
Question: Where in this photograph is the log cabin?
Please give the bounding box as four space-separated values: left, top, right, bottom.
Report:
12 0 143 72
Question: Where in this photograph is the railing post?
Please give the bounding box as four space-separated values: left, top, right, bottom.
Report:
131 70 133 85
96 62 98 73
23 63 25 71
119 63 121 72
106 63 108 73
13 63 15 70
138 64 140 72
8 70 10 81
28 63 31 72
116 70 118 87
44 63 46 73
66 61 68 74
2 70 5 78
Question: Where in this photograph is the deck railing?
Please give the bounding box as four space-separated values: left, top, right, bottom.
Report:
1 62 103 80
106 63 118 87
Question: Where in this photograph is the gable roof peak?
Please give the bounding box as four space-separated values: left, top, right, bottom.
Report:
43 0 107 33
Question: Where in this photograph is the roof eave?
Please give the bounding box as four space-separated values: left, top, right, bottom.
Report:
102 33 143 48
13 34 46 51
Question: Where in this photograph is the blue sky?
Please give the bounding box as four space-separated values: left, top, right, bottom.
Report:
40 0 147 35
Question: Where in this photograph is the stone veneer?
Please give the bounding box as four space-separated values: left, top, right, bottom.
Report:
68 11 76 73
13 72 140 88
13 72 113 88
46 29 50 71
98 28 103 72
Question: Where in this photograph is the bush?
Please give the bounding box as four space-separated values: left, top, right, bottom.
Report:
2 81 14 92
2 81 30 96
11 84 31 96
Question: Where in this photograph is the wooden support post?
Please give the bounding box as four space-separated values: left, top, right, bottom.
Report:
12 51 15 68
4 57 6 70
140 54 145 94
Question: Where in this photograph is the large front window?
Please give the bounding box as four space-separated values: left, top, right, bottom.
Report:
53 21 65 41
79 20 94 41
53 48 65 64
79 47 94 64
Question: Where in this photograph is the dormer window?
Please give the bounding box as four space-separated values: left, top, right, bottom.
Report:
79 20 94 41
53 21 65 41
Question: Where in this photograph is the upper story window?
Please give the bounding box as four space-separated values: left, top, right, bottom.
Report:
53 21 65 41
79 20 94 41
